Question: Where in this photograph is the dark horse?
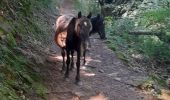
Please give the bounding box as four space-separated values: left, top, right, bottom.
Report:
90 14 106 39
55 12 92 85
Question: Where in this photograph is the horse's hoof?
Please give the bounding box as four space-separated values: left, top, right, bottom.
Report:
75 81 82 86
60 70 65 74
64 77 69 82
86 48 90 52
83 61 86 65
84 63 88 66
70 68 74 71
70 66 74 71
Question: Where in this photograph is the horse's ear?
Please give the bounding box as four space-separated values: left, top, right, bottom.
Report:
97 14 100 19
78 11 82 18
87 12 92 19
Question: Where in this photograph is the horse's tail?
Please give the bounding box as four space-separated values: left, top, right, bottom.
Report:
54 30 67 48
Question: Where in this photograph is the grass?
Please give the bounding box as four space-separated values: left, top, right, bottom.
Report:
74 0 100 15
139 74 166 93
140 8 170 27
105 7 170 91
139 35 170 62
0 44 47 99
0 0 59 99
105 9 170 62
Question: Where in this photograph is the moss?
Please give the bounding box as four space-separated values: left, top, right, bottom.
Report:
6 33 17 48
0 45 47 99
0 83 20 100
151 75 166 87
116 52 129 63
141 8 170 26
32 82 47 99
107 43 116 51
0 0 60 99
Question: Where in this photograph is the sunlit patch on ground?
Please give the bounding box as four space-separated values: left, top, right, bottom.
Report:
158 89 170 100
47 55 101 66
47 55 63 62
81 70 96 77
71 92 108 100
131 54 143 59
82 56 101 65
47 54 99 78
89 93 108 100
72 96 81 100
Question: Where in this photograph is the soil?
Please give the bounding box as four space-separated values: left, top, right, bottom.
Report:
41 0 153 100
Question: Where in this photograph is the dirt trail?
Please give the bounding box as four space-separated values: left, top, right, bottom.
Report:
43 0 151 100
59 0 77 15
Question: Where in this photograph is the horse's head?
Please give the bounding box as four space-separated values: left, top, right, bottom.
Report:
91 14 106 39
75 12 92 42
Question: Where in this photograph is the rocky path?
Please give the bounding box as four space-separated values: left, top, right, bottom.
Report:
42 0 151 100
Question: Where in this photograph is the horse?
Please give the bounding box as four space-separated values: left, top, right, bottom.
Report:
90 14 106 39
54 12 92 85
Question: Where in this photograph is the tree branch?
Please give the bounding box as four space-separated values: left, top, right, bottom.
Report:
98 0 104 6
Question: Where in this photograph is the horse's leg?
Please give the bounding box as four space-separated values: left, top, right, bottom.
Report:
61 48 65 73
87 37 91 48
83 43 87 65
75 48 81 85
70 50 74 71
65 50 70 79
83 50 86 65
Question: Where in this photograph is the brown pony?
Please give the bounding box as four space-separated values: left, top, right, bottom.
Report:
55 12 92 85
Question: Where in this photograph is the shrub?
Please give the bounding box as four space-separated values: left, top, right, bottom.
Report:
113 18 134 35
140 8 170 27
139 36 170 62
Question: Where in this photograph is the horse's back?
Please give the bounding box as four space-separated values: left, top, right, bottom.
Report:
55 15 74 48
56 15 74 32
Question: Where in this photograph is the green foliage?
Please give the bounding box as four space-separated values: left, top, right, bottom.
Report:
116 51 129 62
0 0 56 99
0 44 47 99
137 8 170 62
151 75 166 87
107 43 116 51
0 83 20 100
74 0 101 15
19 0 32 16
105 16 115 35
105 10 170 64
105 17 133 63
114 18 134 35
6 33 17 48
0 45 25 99
32 82 47 99
139 74 166 93
139 36 170 62
140 8 170 27
159 0 170 8
105 16 117 49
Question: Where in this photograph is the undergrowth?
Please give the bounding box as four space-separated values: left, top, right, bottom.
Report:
140 8 170 27
105 7 170 88
105 7 170 64
74 0 100 15
0 43 46 99
0 0 60 99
